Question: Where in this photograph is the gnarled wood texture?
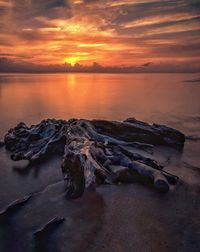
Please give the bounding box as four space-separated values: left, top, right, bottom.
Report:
4 118 185 198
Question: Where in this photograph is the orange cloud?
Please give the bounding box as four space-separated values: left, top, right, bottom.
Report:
0 0 199 68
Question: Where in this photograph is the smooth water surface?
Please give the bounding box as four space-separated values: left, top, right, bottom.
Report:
0 73 200 138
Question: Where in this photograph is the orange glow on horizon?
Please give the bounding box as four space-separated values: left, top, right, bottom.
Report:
65 57 80 66
0 0 199 70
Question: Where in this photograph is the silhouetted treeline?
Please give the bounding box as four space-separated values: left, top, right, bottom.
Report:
0 58 199 73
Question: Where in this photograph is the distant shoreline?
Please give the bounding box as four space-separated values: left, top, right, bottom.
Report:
0 71 200 74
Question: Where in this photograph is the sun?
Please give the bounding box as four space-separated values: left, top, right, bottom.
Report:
65 57 80 66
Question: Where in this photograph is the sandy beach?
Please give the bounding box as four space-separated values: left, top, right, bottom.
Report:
0 139 200 252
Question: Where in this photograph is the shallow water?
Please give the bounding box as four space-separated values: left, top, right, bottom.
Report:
0 73 200 138
0 73 200 252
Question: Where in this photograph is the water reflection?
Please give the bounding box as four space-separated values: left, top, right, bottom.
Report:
0 73 200 138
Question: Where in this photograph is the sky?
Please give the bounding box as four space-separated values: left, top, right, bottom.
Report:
0 0 200 72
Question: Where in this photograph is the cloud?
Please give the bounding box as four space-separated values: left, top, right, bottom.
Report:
0 0 71 34
143 62 153 67
1 57 200 73
13 0 71 19
0 0 199 68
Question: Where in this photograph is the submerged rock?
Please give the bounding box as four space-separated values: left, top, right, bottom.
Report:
4 118 185 198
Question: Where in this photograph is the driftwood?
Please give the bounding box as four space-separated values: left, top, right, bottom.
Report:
34 217 65 237
0 140 4 148
0 195 31 215
34 217 65 251
4 118 185 198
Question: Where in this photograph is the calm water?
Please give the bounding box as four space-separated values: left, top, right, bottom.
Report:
0 73 200 138
0 73 200 252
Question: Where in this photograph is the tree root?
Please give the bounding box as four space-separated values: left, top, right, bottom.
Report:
4 118 185 198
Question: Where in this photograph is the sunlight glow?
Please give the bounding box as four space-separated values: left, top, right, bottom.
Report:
1 0 198 68
65 57 80 66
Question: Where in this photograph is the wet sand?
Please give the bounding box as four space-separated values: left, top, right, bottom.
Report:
92 170 200 252
0 140 200 252
89 141 200 252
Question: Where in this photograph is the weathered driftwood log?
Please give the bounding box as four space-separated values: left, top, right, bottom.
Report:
4 118 185 198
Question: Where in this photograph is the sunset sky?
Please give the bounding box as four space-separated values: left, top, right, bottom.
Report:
0 0 200 70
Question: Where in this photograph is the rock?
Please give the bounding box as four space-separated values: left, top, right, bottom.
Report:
4 118 185 198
